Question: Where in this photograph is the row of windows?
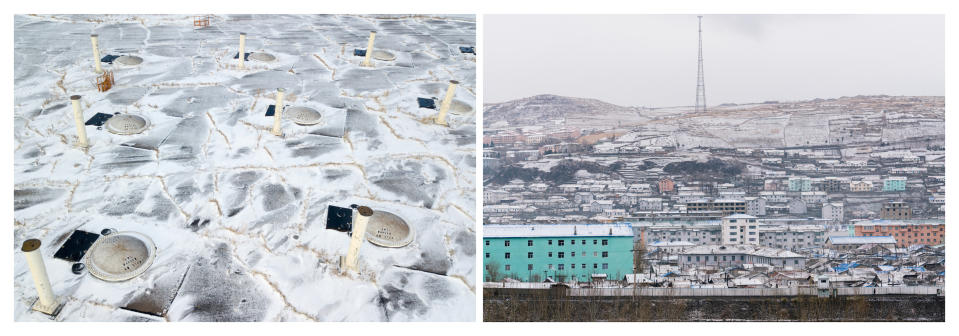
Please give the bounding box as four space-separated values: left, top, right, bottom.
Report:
685 255 800 264
495 263 610 271
485 251 610 259
490 239 610 247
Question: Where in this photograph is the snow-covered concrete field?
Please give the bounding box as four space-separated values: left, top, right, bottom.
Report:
14 14 476 321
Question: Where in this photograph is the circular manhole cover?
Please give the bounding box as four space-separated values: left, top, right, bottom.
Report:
84 231 156 282
366 211 414 248
105 114 150 135
372 50 396 61
285 106 322 125
249 52 276 62
114 55 143 66
448 99 474 115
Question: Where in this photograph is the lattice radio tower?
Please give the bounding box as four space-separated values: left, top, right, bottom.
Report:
695 16 707 114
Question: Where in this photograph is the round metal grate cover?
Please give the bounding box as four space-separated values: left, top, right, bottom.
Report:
84 232 156 282
114 55 143 66
104 114 150 135
448 99 474 115
365 211 414 248
285 106 322 125
372 50 396 61
249 52 276 62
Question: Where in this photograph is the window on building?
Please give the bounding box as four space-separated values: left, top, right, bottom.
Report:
505 240 510 247
558 240 565 246
582 240 586 244
593 240 598 245
571 252 576 257
548 252 553 257
528 240 533 246
485 253 489 258
602 263 609 270
548 264 553 270
528 264 533 270
594 252 598 257
528 252 533 258
558 252 565 258
571 240 576 245
582 264 586 269
505 253 510 259
558 264 565 270
602 251 608 258
485 240 489 246
548 240 553 245
602 239 608 246
593 263 598 269
572 264 576 269
505 264 511 271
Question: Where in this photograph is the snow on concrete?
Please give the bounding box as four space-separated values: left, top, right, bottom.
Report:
14 14 475 322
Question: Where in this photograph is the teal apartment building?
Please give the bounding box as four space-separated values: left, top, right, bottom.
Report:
883 176 907 191
483 223 634 282
788 177 812 192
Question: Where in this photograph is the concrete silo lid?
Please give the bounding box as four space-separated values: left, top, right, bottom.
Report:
84 231 157 282
448 99 474 115
114 55 143 66
248 52 276 62
366 211 414 248
372 50 396 61
285 106 322 125
104 114 150 135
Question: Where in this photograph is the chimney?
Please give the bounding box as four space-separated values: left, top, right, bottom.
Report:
90 34 103 74
434 80 459 126
70 95 89 148
343 206 374 272
238 33 247 69
21 239 60 315
361 31 376 67
271 88 285 136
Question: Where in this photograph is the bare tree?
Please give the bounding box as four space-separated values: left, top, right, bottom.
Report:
632 241 647 274
485 260 503 282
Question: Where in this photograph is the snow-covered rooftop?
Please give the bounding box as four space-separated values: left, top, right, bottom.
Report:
484 223 634 238
14 14 476 322
828 236 897 245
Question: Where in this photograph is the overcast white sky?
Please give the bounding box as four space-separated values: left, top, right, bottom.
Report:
484 15 945 107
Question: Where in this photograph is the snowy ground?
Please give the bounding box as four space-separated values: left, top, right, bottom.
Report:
13 14 476 321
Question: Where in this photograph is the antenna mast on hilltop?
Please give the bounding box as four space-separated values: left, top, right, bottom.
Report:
695 16 707 114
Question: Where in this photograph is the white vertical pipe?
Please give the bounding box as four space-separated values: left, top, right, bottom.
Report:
435 80 459 126
70 95 88 148
344 206 373 271
271 88 285 136
361 31 376 67
21 239 59 315
90 34 103 74
238 33 246 69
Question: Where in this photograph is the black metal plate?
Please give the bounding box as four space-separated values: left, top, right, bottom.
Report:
326 205 353 233
265 104 290 117
417 97 436 109
100 55 120 64
459 46 475 54
85 112 115 126
233 52 251 60
353 49 366 57
53 230 100 262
